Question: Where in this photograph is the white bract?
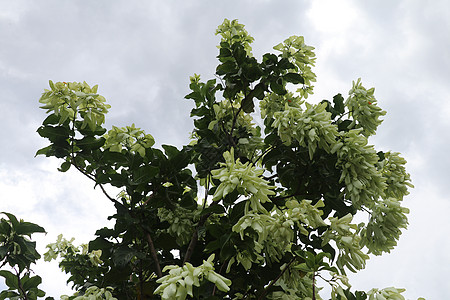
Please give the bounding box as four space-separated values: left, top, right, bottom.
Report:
346 78 386 136
60 286 117 300
103 123 154 157
272 102 339 159
39 81 110 131
211 148 275 213
335 129 386 209
273 35 317 99
322 214 369 274
367 287 406 300
154 254 231 300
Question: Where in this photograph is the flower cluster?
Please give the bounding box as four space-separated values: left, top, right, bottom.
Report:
335 129 386 208
285 199 327 235
345 78 386 136
273 35 316 99
216 18 255 55
378 152 414 200
154 254 231 300
366 287 406 300
272 102 339 159
211 148 275 212
60 286 117 300
260 91 303 119
322 214 369 274
361 198 410 255
157 205 201 246
231 211 293 263
39 80 110 130
44 234 103 267
103 123 155 157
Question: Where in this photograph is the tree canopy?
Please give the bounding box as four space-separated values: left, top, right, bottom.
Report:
0 19 419 300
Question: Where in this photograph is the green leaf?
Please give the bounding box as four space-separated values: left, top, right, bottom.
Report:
162 145 179 160
75 136 105 151
270 79 287 95
0 270 19 289
58 161 71 172
42 114 60 125
338 119 353 132
1 212 19 228
202 204 226 215
0 291 20 300
241 96 255 114
216 60 237 75
14 222 46 236
21 275 42 291
277 57 295 70
112 246 138 268
333 93 345 115
35 145 52 157
37 125 70 140
132 165 159 185
283 73 304 84
217 47 232 59
205 240 221 253
232 43 247 64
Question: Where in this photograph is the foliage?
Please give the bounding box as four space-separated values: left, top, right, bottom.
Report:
0 19 421 299
0 213 48 299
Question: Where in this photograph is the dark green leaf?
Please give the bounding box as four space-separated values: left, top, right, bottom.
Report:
42 114 60 125
1 213 19 228
112 246 137 268
21 275 42 291
216 61 237 75
162 145 179 160
202 204 226 215
37 125 70 140
241 96 255 113
0 291 20 299
333 93 345 115
270 79 287 95
58 161 71 172
75 136 105 150
277 57 295 70
34 145 52 157
0 270 18 289
338 119 353 132
283 73 304 84
14 222 46 236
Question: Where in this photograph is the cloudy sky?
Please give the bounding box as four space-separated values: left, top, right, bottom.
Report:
1 0 449 298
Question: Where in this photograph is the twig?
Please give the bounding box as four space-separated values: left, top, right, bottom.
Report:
144 231 163 278
183 201 219 264
257 256 297 300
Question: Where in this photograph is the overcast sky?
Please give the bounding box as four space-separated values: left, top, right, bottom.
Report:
1 0 449 298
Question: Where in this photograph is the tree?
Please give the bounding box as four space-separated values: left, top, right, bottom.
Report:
0 19 419 299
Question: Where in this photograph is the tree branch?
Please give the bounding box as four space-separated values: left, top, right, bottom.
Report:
144 231 162 278
183 201 219 264
257 256 297 300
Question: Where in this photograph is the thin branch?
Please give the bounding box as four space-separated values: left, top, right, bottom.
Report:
312 272 316 300
251 145 274 167
183 201 219 264
257 256 297 300
14 268 28 300
72 164 119 204
144 231 163 278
